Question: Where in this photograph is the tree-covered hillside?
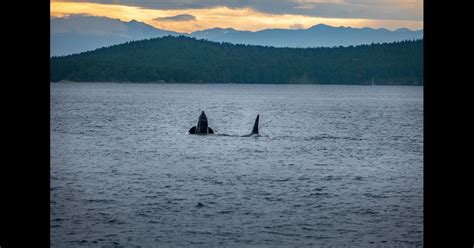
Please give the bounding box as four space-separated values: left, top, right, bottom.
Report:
50 36 423 85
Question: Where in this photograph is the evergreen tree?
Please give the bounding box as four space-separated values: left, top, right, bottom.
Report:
51 36 423 85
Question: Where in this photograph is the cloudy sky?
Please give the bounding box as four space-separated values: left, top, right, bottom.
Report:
51 0 423 33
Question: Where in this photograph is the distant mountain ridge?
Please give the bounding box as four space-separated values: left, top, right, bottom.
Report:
51 15 423 57
191 24 423 48
51 15 179 56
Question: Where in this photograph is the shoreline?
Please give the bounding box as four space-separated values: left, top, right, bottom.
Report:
51 80 423 86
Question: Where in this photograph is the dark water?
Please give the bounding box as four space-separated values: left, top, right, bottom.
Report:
50 83 423 247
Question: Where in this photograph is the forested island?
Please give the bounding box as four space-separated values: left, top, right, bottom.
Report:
50 36 423 85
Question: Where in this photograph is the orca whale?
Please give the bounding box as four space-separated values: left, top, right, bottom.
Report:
240 114 259 137
189 111 214 134
188 111 260 136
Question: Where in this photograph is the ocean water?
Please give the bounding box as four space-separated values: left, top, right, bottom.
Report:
50 83 423 247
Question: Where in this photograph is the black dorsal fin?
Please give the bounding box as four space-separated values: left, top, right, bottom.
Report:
251 114 259 134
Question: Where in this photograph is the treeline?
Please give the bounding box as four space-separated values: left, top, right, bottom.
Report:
50 36 423 85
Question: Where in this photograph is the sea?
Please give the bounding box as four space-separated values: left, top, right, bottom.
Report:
50 83 423 247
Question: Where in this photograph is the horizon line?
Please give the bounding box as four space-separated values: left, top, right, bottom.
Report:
51 15 424 34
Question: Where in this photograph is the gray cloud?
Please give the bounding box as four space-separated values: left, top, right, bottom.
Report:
287 2 422 21
154 14 196 22
57 0 423 21
51 14 128 35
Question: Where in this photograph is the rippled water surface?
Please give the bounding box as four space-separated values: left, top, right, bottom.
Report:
51 83 423 247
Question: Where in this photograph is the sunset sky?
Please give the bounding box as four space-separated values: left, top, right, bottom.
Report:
51 0 423 33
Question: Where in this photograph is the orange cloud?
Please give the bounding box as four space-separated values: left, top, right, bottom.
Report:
51 1 423 33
